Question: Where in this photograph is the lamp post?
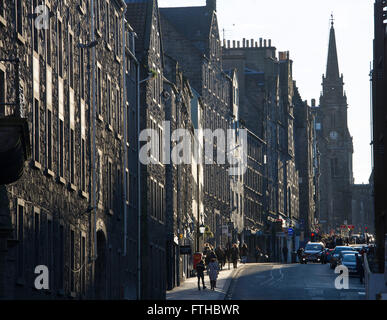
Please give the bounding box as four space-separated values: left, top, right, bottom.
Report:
197 222 205 252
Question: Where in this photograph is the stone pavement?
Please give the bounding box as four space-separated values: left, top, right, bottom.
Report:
166 262 242 300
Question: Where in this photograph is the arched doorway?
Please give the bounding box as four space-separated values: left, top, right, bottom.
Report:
95 230 107 299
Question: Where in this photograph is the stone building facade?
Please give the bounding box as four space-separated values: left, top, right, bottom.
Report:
223 41 301 262
372 0 387 273
293 86 318 241
0 0 132 299
160 0 234 248
315 20 354 234
351 182 374 235
243 129 266 258
126 0 166 300
163 54 196 289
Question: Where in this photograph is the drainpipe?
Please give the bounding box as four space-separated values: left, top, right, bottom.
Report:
137 57 141 300
122 6 127 258
90 0 97 264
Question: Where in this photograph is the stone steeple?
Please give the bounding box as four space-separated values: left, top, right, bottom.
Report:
326 16 340 81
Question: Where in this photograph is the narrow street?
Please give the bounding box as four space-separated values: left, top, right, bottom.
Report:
227 263 366 300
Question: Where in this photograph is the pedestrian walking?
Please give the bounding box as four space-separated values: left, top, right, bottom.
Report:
282 245 288 263
297 247 304 263
255 246 262 263
215 246 225 270
207 258 220 290
240 243 248 264
231 244 239 268
195 259 206 290
356 253 365 284
225 243 231 269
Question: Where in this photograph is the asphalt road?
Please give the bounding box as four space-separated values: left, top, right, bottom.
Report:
227 262 366 300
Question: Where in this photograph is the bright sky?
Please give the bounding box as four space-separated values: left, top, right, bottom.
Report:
158 0 374 184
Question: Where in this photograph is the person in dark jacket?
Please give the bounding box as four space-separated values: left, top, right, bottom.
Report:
255 246 262 263
297 247 304 263
231 244 239 268
196 259 206 290
240 243 248 264
215 246 225 270
355 253 365 284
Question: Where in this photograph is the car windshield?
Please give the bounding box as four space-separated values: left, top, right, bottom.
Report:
305 244 323 251
343 255 356 262
336 247 354 253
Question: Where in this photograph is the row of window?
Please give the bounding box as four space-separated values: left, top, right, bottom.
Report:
245 168 263 195
13 200 86 296
245 197 263 224
203 65 230 103
149 178 165 223
204 165 229 202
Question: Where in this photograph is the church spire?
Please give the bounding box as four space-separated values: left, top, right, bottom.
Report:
325 14 340 80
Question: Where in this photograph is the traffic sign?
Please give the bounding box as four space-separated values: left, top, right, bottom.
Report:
287 228 294 236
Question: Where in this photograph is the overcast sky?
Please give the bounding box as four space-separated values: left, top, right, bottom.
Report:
158 0 374 184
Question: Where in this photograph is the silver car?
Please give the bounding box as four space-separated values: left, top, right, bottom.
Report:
338 254 358 274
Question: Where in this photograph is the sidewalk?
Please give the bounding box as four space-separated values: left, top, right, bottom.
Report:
166 262 242 300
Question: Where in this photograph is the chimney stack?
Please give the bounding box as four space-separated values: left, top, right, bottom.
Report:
268 39 271 47
251 39 254 47
243 38 246 47
259 38 263 47
227 40 231 48
237 41 240 48
233 40 236 48
264 39 267 47
311 99 316 107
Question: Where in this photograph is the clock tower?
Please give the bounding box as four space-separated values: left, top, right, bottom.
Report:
315 16 354 233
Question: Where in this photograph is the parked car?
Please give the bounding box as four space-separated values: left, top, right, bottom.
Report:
329 246 356 269
303 242 325 263
337 253 358 274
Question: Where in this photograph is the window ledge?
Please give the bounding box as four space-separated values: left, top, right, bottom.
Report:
31 161 42 170
68 183 77 192
96 29 102 39
97 114 104 123
107 124 113 132
17 33 25 45
106 43 112 52
107 209 114 216
44 168 55 178
56 176 66 185
0 16 6 27
78 5 85 15
115 55 121 64
115 133 122 141
79 190 89 200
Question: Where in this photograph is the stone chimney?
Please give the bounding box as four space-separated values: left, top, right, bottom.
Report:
206 0 216 12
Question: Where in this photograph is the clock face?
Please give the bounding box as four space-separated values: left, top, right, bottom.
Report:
330 131 338 140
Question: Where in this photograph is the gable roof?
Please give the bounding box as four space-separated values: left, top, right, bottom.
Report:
125 0 151 55
125 0 164 66
159 6 212 53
